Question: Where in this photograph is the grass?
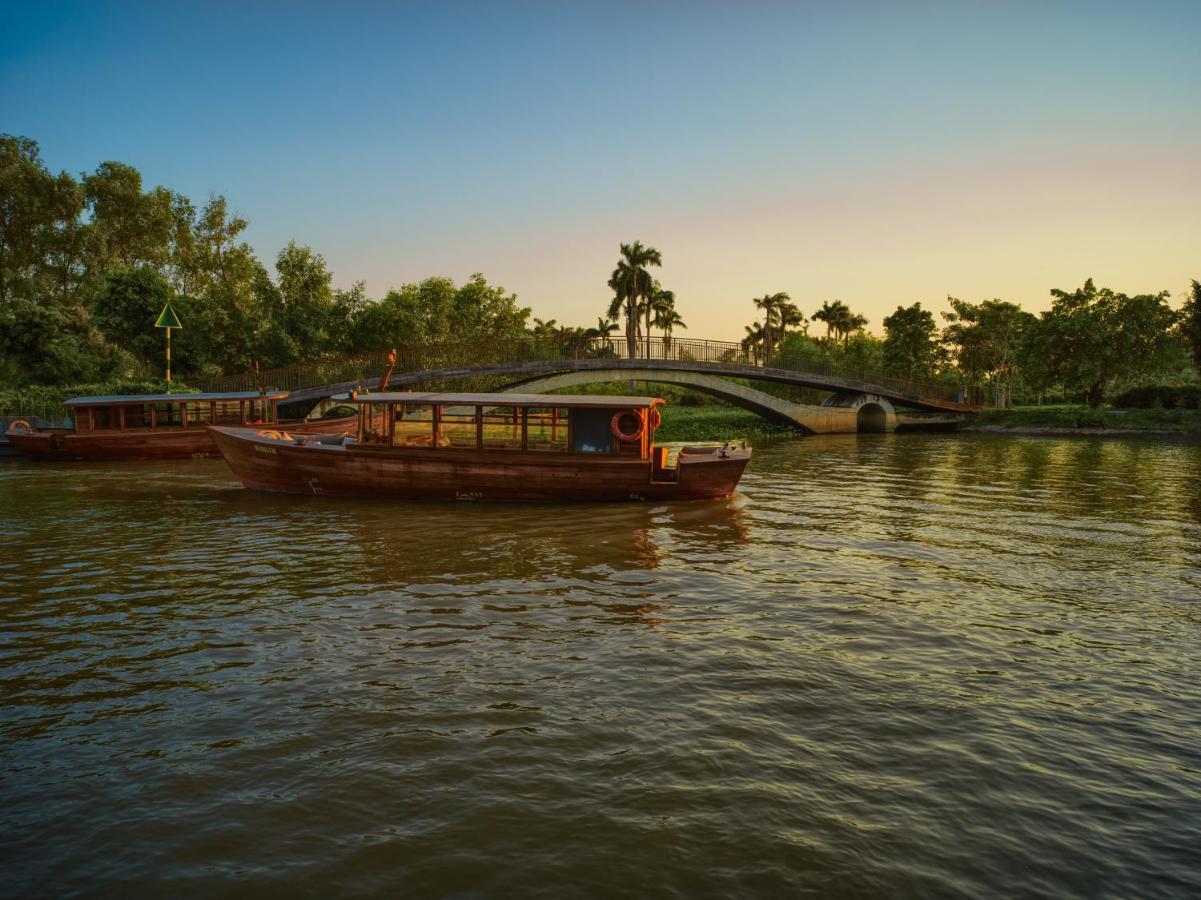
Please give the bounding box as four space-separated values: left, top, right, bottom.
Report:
969 405 1201 434
655 405 798 442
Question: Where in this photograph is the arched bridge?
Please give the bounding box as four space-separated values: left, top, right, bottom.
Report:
189 337 978 434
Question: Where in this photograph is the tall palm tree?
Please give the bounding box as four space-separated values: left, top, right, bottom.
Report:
753 291 791 362
839 311 868 346
742 321 766 366
645 282 676 357
776 300 805 350
654 304 687 354
608 241 662 359
812 300 849 344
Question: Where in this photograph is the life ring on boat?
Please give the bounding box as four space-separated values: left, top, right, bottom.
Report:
648 407 661 431
610 409 643 442
7 419 35 433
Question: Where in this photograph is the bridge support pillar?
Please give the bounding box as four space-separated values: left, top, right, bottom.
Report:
821 393 899 433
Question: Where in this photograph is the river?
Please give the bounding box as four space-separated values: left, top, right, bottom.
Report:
2 433 1199 898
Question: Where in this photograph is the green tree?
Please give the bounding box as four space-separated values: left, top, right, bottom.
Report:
82 161 175 274
91 268 176 376
753 291 791 362
0 135 84 305
350 274 530 350
1182 280 1201 374
607 241 661 358
882 302 939 378
1028 278 1178 407
941 297 1030 407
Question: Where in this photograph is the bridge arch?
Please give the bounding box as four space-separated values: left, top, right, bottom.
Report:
499 368 815 429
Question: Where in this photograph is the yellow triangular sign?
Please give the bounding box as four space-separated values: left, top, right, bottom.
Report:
155 299 183 329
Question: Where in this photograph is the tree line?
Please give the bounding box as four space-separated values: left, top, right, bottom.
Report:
739 282 1201 407
3 133 1199 406
0 135 533 386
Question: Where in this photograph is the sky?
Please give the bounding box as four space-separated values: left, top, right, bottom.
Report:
3 0 1199 337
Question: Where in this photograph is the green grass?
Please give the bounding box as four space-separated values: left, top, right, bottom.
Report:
655 406 798 442
970 405 1201 433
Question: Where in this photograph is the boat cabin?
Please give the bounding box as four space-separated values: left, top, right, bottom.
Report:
62 391 290 434
345 391 666 460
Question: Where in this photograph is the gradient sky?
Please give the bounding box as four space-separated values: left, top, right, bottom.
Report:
3 1 1199 337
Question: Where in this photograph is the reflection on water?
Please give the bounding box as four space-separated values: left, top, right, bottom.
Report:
1 434 1200 897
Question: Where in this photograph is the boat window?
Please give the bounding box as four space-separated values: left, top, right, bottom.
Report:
436 405 478 448
362 403 392 444
247 399 272 424
91 406 115 431
187 403 213 426
527 407 568 451
124 404 152 428
571 408 616 454
154 403 184 428
394 403 435 447
214 401 243 424
481 406 521 449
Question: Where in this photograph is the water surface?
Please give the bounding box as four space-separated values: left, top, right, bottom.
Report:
2 434 1199 897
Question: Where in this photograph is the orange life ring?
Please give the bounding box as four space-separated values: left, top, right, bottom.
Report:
7 419 34 433
648 407 661 431
610 409 643 442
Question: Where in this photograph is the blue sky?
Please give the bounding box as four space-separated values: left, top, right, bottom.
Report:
3 1 1200 335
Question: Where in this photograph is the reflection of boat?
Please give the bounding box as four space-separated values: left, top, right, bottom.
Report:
209 391 751 502
5 392 356 461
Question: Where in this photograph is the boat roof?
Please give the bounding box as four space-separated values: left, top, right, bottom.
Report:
63 391 289 407
341 391 664 409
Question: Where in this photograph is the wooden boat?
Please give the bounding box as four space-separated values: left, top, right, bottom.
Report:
5 391 356 462
208 391 751 502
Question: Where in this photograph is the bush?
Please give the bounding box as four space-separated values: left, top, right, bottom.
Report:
0 380 194 420
1112 385 1201 409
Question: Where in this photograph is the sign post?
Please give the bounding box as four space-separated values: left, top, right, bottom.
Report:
154 300 184 392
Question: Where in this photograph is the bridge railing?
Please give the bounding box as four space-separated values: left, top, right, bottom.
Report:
187 336 980 408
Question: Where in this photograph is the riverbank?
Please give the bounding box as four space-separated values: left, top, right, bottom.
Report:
963 405 1201 436
656 405 797 442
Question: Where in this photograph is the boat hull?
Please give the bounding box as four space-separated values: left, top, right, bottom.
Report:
209 426 749 502
5 416 356 462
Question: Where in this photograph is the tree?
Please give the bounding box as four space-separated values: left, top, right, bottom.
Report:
941 297 1030 407
350 274 530 350
91 268 177 376
0 135 84 305
654 302 687 352
1182 280 1201 374
607 241 661 358
812 300 849 344
753 291 791 362
882 302 939 378
742 321 766 365
1029 278 1178 406
82 161 175 274
585 317 619 339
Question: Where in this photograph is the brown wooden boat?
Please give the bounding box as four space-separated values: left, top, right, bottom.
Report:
5 391 356 462
208 391 751 502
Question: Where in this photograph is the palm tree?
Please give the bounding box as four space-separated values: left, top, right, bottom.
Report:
645 282 676 357
585 316 620 340
654 304 687 354
531 317 559 339
776 300 805 350
742 321 766 366
753 291 791 362
608 241 662 359
839 311 868 346
812 300 849 344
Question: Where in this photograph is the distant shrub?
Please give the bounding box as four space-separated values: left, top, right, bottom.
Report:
1112 385 1201 410
0 380 194 420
